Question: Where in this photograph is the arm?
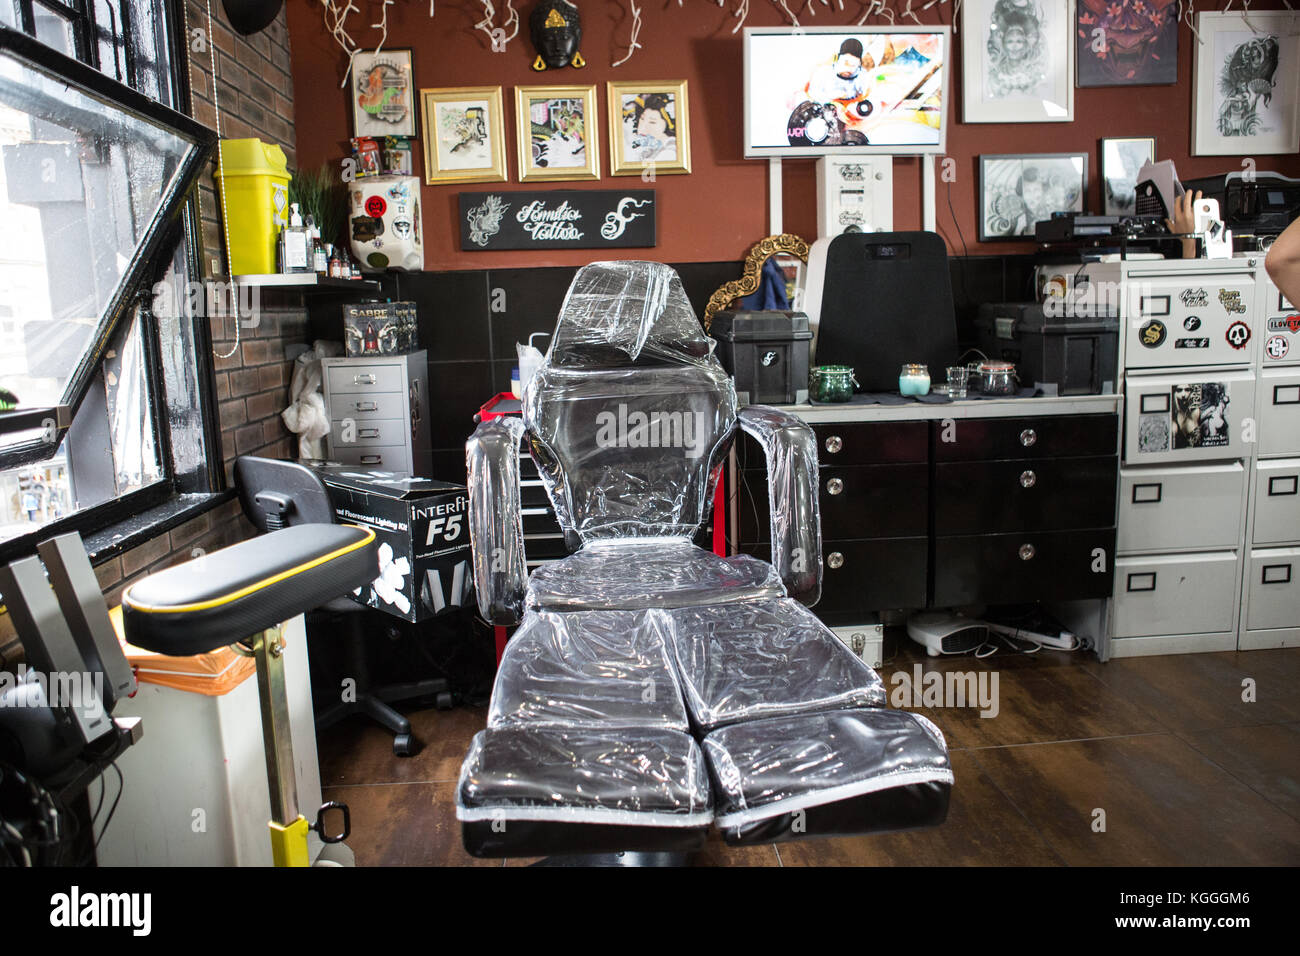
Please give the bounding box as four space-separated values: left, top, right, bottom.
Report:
737 405 822 607
465 416 528 625
1165 189 1203 260
1266 217 1300 309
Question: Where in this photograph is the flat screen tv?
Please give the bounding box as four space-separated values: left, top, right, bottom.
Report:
744 26 951 158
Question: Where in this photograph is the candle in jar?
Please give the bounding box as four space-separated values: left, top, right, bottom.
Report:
899 363 930 396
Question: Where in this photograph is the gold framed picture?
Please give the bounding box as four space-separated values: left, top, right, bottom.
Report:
607 80 691 176
419 86 507 185
514 85 600 182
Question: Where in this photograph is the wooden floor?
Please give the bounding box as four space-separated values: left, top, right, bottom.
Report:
318 638 1300 866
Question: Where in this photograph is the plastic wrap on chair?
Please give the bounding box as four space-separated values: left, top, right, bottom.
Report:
466 416 528 625
525 539 784 611
522 261 740 542
457 726 713 857
666 598 886 731
703 709 953 845
737 405 822 607
487 608 689 730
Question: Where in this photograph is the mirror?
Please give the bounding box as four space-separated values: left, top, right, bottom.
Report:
703 233 809 333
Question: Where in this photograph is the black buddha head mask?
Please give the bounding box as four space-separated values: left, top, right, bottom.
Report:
530 0 585 70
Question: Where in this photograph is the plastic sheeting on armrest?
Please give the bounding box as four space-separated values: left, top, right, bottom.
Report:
737 405 822 606
466 416 528 625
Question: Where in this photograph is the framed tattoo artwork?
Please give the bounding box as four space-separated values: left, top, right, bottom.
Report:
979 152 1088 240
607 80 692 176
1192 12 1300 156
420 86 507 184
1101 136 1155 216
1076 0 1177 87
351 48 416 138
963 0 1074 123
515 84 600 181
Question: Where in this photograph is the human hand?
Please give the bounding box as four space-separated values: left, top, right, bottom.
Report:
1165 189 1203 236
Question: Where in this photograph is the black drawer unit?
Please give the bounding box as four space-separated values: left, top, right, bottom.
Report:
932 414 1117 462
739 462 928 544
933 455 1118 534
933 528 1116 606
812 421 928 466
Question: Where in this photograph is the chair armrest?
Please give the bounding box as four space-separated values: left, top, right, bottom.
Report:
466 416 528 625
737 405 822 606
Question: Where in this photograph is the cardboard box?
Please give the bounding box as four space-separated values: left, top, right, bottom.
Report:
343 301 419 356
314 466 471 622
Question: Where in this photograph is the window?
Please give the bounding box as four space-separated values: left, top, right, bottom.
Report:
0 18 219 557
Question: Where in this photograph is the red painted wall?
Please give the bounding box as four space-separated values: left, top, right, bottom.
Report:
286 1 1300 271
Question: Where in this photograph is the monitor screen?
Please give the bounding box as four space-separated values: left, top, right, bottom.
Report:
744 26 950 158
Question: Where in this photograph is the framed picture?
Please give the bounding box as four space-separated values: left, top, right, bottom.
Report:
978 153 1088 240
607 80 691 176
515 85 600 182
351 48 416 138
1076 0 1178 87
1101 136 1155 216
962 0 1074 123
419 86 507 185
1192 12 1300 156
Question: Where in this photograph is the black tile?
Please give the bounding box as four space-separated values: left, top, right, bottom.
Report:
431 448 469 484
671 260 745 318
485 267 576 361
490 359 517 395
426 360 493 450
398 271 492 362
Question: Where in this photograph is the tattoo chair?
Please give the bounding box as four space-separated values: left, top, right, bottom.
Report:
456 261 952 859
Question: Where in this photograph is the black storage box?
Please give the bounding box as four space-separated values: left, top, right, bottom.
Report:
711 311 812 405
312 465 470 622
976 302 1119 396
343 301 418 356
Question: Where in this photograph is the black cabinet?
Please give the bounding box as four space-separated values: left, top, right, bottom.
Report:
933 529 1116 606
933 456 1118 534
933 414 1117 461
740 463 928 543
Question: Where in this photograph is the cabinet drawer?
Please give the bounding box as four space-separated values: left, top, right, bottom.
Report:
329 417 408 448
1111 552 1238 638
932 414 1117 462
934 456 1116 534
325 363 405 395
1258 367 1300 458
1246 547 1300 631
520 478 551 509
328 391 407 421
1253 459 1300 546
810 422 928 466
1123 370 1256 464
521 506 562 537
330 446 412 473
933 529 1115 606
1118 463 1246 553
522 533 571 561
1123 274 1257 371
739 463 928 543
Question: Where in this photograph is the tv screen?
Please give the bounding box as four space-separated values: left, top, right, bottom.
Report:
744 26 950 158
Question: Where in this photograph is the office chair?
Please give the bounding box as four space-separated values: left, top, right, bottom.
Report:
234 456 451 757
456 262 953 859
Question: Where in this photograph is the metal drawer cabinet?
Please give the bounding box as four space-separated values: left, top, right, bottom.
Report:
1110 552 1239 638
1117 463 1247 553
1245 547 1300 631
932 414 1117 462
1253 459 1300 546
328 417 408 448
934 455 1117 534
932 528 1115 606
329 445 411 473
328 391 408 422
325 363 406 395
322 352 431 477
1258 366 1300 458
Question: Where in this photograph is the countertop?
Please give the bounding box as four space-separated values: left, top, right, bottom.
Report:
774 393 1122 424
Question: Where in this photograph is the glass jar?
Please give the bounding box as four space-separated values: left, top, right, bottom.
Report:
977 360 1017 396
898 363 930 397
810 365 858 403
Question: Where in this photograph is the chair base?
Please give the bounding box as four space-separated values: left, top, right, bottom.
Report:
316 678 452 756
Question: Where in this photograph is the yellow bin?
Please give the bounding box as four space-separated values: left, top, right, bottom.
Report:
214 138 290 276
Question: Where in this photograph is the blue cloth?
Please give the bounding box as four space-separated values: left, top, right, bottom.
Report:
737 258 790 312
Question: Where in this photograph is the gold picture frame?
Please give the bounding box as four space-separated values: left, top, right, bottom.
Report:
607 80 691 177
704 234 810 333
515 84 600 182
419 86 507 185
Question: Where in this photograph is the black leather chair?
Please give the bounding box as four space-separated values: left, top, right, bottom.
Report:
234 456 451 756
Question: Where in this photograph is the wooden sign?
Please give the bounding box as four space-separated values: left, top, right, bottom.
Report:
459 190 656 250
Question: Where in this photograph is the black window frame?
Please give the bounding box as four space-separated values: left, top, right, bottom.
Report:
0 9 229 566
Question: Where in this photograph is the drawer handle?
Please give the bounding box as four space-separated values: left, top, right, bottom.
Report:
827 551 844 570
360 455 383 465
354 401 378 412
1274 385 1300 406
1268 475 1299 496
826 477 844 495
1019 469 1036 489
1262 564 1292 585
1132 482 1163 504
825 435 843 454
1019 428 1037 448
1019 543 1035 561
1127 572 1157 592
353 374 377 385
358 428 380 439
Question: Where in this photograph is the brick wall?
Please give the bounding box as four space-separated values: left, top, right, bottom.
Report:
0 8 310 665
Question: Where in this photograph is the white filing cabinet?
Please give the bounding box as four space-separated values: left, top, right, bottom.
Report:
1240 276 1300 650
322 351 431 476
